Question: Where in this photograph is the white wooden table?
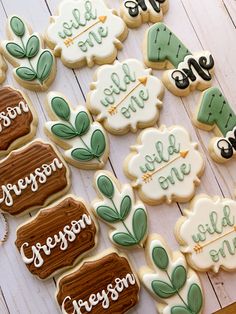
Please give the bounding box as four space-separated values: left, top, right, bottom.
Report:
0 0 236 313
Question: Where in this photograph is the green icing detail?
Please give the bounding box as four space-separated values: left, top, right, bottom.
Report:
95 174 148 247
151 244 203 314
197 87 236 137
7 16 54 85
49 96 106 164
10 16 25 37
147 22 191 68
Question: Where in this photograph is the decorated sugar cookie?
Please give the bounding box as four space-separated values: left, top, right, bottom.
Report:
46 0 128 68
175 195 236 273
0 54 7 83
56 250 140 314
1 16 56 91
45 92 109 170
139 234 204 314
194 87 236 163
0 140 70 216
0 86 38 157
15 195 98 280
93 170 148 248
124 126 204 205
87 59 164 134
144 23 215 96
120 0 169 28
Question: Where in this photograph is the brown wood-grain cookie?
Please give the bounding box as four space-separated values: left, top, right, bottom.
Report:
15 196 97 280
0 140 70 216
0 86 36 153
56 252 140 314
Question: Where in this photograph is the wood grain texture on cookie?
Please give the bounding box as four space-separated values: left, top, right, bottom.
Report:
15 196 97 280
0 86 37 156
56 251 139 314
0 140 70 216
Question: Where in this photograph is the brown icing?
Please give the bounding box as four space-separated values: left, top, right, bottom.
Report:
57 252 139 314
0 141 68 216
15 197 97 280
0 87 33 151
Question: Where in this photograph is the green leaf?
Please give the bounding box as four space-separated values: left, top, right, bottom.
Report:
51 97 70 121
75 111 90 136
97 175 114 199
71 148 94 161
171 265 187 291
171 306 192 314
51 123 77 139
120 195 131 220
152 246 169 270
10 16 25 37
152 280 176 299
6 43 25 58
97 205 120 223
132 208 147 242
36 51 53 82
16 67 37 81
90 129 106 157
187 284 203 314
26 35 40 58
113 232 137 246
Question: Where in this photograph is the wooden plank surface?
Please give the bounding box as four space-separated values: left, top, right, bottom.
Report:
0 0 235 313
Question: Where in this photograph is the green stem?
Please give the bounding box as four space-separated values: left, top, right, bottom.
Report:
111 198 138 245
20 37 40 83
67 121 101 163
165 270 193 313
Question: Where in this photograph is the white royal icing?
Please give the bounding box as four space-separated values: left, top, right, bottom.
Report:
89 59 164 133
46 0 127 67
20 214 92 268
125 125 204 204
212 126 236 161
177 195 236 273
164 51 214 96
62 273 136 314
0 158 63 207
0 101 29 133
140 237 203 314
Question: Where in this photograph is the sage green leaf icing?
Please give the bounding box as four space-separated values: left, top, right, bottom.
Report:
10 16 25 37
171 306 192 314
6 43 25 58
75 111 90 136
36 51 53 82
187 284 203 313
151 280 176 298
197 87 236 137
93 171 148 248
97 175 114 199
26 35 40 58
171 265 187 290
132 208 147 242
120 195 132 220
113 232 137 246
51 97 70 121
71 148 94 161
51 124 77 139
97 205 120 223
152 246 169 270
147 22 191 67
16 67 37 81
90 129 106 157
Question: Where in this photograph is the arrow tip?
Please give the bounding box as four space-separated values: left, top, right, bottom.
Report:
138 76 148 86
99 16 107 23
180 150 189 158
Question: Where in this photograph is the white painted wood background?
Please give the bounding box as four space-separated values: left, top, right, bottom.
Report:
0 0 236 313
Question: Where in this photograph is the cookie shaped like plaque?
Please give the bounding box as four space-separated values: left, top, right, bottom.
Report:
16 195 97 279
